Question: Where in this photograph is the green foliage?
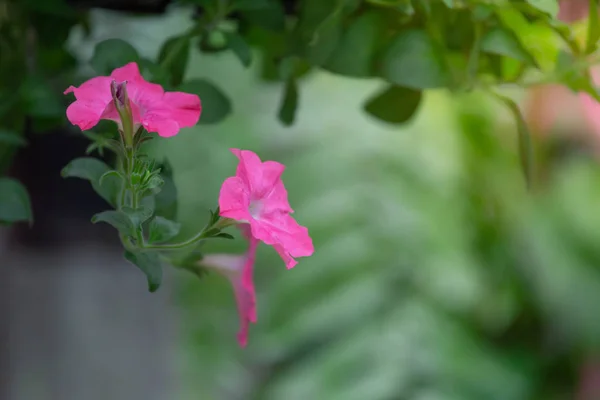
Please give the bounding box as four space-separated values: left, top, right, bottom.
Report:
0 177 32 225
148 216 182 244
364 85 422 124
61 157 122 206
91 39 140 75
179 79 232 124
92 210 135 236
124 250 163 292
158 35 191 87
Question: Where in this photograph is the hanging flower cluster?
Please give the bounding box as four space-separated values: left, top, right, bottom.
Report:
63 62 314 347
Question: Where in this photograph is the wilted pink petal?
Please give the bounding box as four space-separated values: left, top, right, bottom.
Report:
218 149 314 269
64 62 201 137
201 231 258 347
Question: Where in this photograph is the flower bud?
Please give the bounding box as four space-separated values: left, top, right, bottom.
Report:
110 80 134 147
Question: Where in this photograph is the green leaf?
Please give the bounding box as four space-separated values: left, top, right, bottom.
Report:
178 79 232 124
493 93 534 189
380 29 450 90
148 216 181 244
158 35 191 87
99 170 123 187
124 250 163 292
587 0 600 54
325 12 383 77
294 0 343 66
91 210 134 235
481 28 537 65
91 39 140 75
278 78 298 126
225 32 253 68
122 206 153 228
0 130 27 147
240 0 286 31
214 232 235 239
364 85 422 125
233 0 271 9
525 0 559 18
20 75 64 118
61 157 121 206
0 178 32 224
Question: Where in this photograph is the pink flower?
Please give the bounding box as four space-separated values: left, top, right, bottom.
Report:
218 149 314 269
201 227 258 347
64 62 201 137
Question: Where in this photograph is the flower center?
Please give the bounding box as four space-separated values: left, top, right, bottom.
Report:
248 200 263 220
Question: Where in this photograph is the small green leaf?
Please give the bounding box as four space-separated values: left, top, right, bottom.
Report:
233 0 271 9
91 39 140 75
380 29 450 90
481 28 537 65
122 206 153 228
61 157 120 206
587 0 600 54
278 78 298 126
214 232 234 240
91 210 134 235
225 32 253 68
0 130 27 147
148 216 181 244
240 0 285 31
99 170 123 187
124 250 163 292
0 178 33 224
364 85 422 125
158 35 191 86
178 79 232 124
325 12 383 77
525 0 559 18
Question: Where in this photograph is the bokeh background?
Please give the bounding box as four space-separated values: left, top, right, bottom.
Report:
4 1 600 399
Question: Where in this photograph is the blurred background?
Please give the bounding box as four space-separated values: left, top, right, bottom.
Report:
4 0 600 399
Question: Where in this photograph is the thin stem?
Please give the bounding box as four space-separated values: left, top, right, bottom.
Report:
141 218 236 250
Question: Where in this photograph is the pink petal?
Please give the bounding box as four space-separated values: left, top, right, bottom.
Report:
141 114 180 137
64 76 112 100
219 176 252 221
110 62 143 82
65 100 109 131
162 91 202 127
580 67 600 137
230 149 287 199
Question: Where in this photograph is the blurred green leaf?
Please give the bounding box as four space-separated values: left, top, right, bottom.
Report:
278 78 298 126
61 157 121 206
225 32 253 68
380 29 450 89
325 12 383 77
294 0 343 66
158 35 191 87
481 28 537 65
0 178 32 224
92 210 134 236
364 85 422 125
240 0 286 31
0 130 27 147
124 250 163 292
148 216 181 244
587 0 600 54
178 79 232 124
525 0 559 18
91 39 140 75
122 206 153 228
19 75 64 119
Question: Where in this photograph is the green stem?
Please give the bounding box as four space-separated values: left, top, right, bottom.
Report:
141 218 236 250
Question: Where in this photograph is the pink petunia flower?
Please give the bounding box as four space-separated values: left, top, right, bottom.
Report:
218 149 314 269
201 226 258 347
64 62 201 137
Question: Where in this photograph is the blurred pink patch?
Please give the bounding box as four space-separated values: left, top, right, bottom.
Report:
218 149 314 269
64 62 201 137
201 226 258 347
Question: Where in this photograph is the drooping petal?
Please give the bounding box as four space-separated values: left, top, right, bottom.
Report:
200 230 258 347
219 176 252 221
65 99 110 130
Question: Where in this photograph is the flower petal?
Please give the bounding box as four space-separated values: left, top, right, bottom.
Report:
162 91 202 127
219 176 252 221
110 62 143 82
230 149 286 199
